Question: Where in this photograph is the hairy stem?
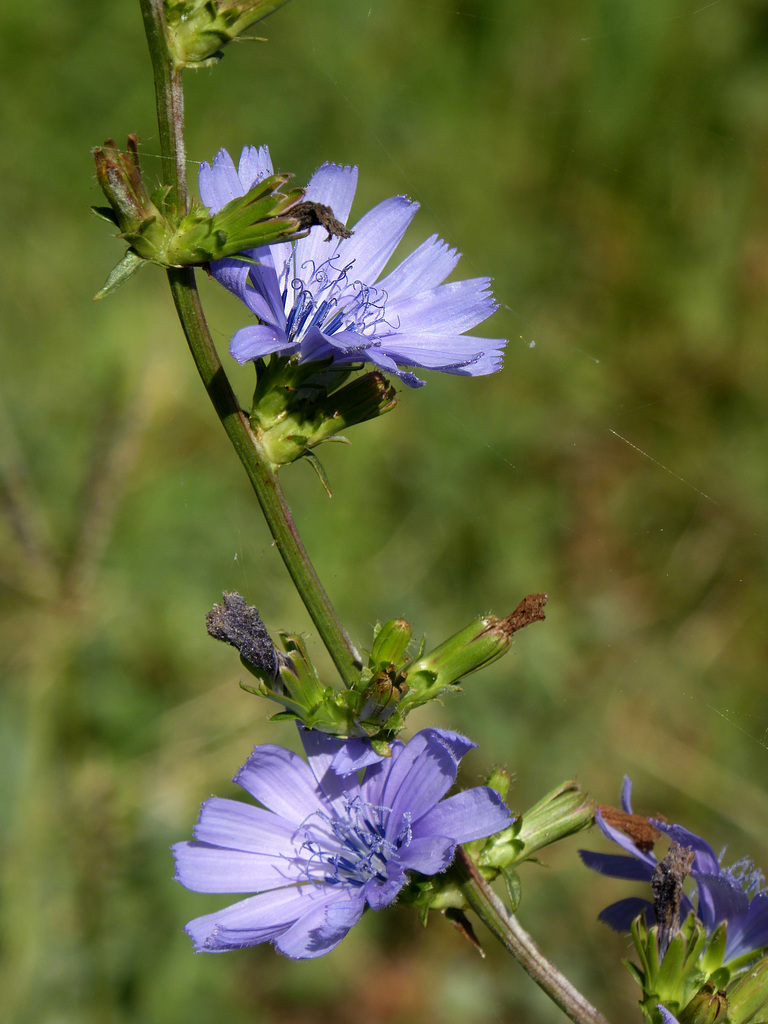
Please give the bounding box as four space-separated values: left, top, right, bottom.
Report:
455 849 612 1024
138 0 361 686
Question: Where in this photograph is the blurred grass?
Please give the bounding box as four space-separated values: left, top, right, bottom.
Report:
2 0 768 1021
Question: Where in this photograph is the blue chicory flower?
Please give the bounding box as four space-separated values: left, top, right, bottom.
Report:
198 146 507 387
579 777 768 964
173 725 511 958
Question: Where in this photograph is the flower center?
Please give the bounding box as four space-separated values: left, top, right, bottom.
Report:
279 252 390 347
292 797 412 889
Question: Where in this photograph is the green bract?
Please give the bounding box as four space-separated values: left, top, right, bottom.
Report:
164 0 291 68
248 356 397 472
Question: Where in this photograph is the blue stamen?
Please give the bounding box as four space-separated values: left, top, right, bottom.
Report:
292 798 412 889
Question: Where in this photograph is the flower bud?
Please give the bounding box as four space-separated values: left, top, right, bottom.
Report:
92 136 173 271
354 672 401 727
474 780 594 874
677 986 729 1024
724 954 768 1024
370 618 412 670
253 366 398 468
484 767 512 803
398 594 547 712
165 0 291 68
514 781 594 858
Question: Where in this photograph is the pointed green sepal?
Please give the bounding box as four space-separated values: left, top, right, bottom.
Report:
629 912 712 1017
93 248 147 299
167 175 308 264
501 868 522 911
701 923 728 975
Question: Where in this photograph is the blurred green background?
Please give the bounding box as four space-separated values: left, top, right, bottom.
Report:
2 0 768 1021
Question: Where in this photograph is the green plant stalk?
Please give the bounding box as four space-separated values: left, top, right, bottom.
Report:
138 5 612 1019
138 0 361 686
454 848 613 1024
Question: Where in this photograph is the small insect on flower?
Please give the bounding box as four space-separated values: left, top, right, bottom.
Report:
173 726 511 958
198 145 507 387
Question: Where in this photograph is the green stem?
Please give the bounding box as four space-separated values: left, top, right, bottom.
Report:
138 0 361 686
454 849 612 1024
138 0 186 211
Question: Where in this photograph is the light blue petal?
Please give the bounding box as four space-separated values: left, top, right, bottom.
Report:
365 874 406 911
388 278 497 335
378 728 473 828
305 162 358 225
297 726 352 807
594 808 658 868
578 849 655 882
360 740 405 807
621 776 633 813
210 255 283 325
657 823 720 874
183 886 311 952
234 744 326 823
694 871 748 935
236 145 273 191
373 332 505 372
657 1006 681 1024
230 325 292 363
330 739 386 777
335 196 419 285
274 890 365 959
413 788 511 845
198 149 241 213
377 234 459 301
192 796 296 855
295 163 359 273
363 350 426 387
726 891 768 961
440 347 506 377
597 896 653 932
210 257 254 307
395 834 456 876
173 840 301 893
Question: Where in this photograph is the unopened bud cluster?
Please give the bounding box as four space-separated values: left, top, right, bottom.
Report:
208 592 547 748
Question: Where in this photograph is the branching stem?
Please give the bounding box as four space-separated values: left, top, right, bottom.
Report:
454 848 613 1024
137 0 361 686
137 6 612 1021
